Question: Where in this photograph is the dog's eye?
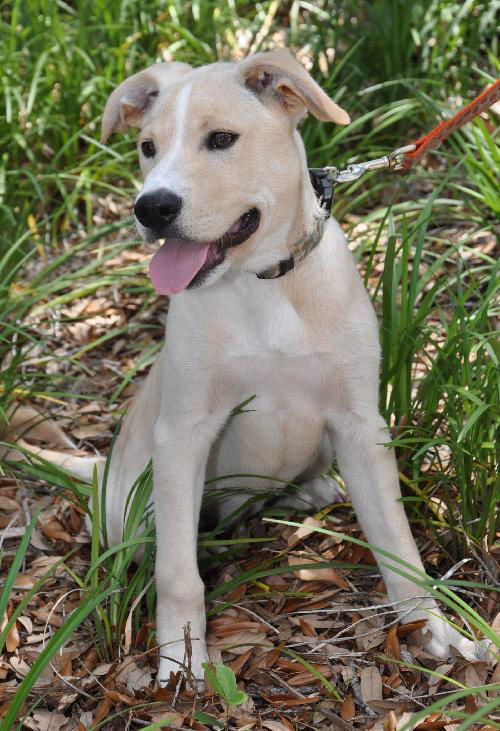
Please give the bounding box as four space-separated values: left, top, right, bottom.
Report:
141 140 156 158
207 131 238 150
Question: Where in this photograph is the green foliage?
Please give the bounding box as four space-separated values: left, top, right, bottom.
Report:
0 0 498 726
202 662 249 707
193 710 225 728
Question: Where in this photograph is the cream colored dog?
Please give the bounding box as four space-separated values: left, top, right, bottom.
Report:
96 50 484 684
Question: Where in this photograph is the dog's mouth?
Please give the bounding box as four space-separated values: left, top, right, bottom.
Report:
149 208 260 295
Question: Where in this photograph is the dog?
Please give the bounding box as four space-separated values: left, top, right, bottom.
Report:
96 49 485 684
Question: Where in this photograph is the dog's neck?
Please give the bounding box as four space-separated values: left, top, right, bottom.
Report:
256 204 327 280
256 166 329 280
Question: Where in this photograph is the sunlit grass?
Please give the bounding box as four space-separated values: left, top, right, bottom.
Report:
0 0 498 726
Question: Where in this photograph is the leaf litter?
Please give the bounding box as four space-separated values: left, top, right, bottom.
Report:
0 204 498 728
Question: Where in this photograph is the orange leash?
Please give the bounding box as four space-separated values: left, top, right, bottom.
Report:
402 79 500 169
324 79 499 185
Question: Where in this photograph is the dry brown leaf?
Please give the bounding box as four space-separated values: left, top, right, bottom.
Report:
288 554 349 588
287 517 324 547
353 617 385 651
414 717 453 730
384 710 398 731
287 670 325 686
25 710 71 731
340 692 355 720
41 519 72 543
213 621 264 636
230 648 253 674
385 625 400 669
72 422 110 440
10 655 30 676
115 655 153 692
6 621 20 652
0 496 20 511
209 630 270 655
488 661 500 694
105 688 136 705
396 619 428 638
259 693 321 706
93 697 112 725
298 617 317 637
16 556 64 588
262 722 291 731
30 607 63 627
491 611 500 633
17 615 33 633
360 666 383 702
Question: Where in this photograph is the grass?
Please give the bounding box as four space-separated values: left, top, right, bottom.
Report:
0 0 499 728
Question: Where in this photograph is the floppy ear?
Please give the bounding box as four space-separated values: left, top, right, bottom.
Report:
101 62 192 143
239 49 349 125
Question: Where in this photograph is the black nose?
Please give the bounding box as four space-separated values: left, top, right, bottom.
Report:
134 189 183 231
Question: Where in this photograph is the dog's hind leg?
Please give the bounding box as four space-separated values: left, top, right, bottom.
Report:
328 408 489 661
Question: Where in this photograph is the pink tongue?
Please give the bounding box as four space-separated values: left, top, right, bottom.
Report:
149 239 210 295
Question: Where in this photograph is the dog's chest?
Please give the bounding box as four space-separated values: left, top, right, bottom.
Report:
173 278 341 415
216 286 333 412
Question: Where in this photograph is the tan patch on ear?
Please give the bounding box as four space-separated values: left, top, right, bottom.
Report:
240 49 350 125
101 62 192 143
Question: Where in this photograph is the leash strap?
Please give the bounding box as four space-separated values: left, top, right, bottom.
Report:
403 79 500 169
256 79 499 280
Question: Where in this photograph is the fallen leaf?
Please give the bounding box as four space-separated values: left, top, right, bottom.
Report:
353 617 385 651
385 625 400 670
41 519 72 543
288 554 349 589
10 655 30 676
115 655 153 692
360 666 383 702
262 722 291 731
0 496 20 511
259 693 321 706
105 688 136 705
209 631 271 655
287 518 324 548
298 617 317 637
6 621 20 652
340 692 355 720
17 615 33 633
25 710 70 731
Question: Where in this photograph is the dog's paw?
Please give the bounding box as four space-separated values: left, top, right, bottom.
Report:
157 639 209 689
278 475 345 512
408 613 492 662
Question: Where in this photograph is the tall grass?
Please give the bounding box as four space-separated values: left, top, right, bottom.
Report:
0 0 498 726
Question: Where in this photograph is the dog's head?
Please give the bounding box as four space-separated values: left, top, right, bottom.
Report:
102 50 349 295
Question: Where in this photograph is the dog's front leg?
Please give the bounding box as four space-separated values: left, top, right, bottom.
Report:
153 413 226 686
330 411 486 661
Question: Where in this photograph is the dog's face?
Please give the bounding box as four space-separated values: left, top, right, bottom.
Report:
102 51 349 295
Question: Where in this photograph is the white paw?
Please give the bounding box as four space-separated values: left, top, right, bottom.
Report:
280 475 345 512
422 615 492 662
157 639 209 689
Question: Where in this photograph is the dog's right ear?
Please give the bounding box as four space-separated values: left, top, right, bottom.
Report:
239 49 349 126
101 62 192 143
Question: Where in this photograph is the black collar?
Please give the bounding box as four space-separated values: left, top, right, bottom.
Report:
256 169 334 280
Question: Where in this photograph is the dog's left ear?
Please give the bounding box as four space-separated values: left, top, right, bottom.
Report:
101 62 192 143
239 49 350 125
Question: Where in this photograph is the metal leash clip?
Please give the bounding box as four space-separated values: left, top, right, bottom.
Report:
324 144 417 184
